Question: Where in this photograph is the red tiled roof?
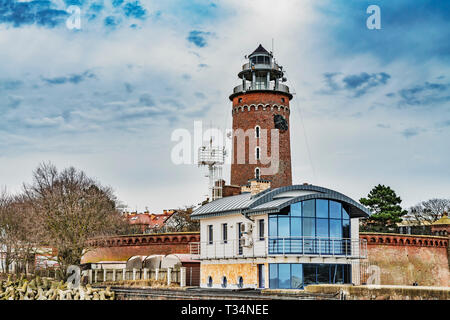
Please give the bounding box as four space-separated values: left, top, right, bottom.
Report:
126 210 175 229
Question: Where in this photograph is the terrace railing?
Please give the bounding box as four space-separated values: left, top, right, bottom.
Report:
189 237 367 260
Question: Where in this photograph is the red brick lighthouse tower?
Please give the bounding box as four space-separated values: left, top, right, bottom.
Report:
229 44 293 189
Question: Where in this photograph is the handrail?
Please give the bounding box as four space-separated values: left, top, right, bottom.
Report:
232 83 290 94
190 236 367 260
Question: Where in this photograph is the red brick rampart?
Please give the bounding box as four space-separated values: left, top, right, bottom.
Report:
360 233 449 286
81 232 200 263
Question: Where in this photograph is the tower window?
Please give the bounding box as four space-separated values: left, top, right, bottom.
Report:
281 97 285 103
255 125 260 138
238 98 242 103
255 147 260 160
255 167 260 179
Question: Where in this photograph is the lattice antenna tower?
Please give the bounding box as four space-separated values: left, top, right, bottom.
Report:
198 136 226 202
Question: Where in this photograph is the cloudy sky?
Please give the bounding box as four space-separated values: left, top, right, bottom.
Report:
0 0 449 212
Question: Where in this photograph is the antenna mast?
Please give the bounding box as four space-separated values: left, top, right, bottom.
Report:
198 137 226 202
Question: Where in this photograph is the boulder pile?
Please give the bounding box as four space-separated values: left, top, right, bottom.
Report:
0 274 115 300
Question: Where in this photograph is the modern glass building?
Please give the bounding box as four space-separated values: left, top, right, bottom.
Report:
191 184 370 290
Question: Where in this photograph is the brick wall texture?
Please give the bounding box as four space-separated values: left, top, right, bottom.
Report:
230 92 292 189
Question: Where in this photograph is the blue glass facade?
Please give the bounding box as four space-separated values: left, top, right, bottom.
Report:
269 263 352 289
268 199 351 255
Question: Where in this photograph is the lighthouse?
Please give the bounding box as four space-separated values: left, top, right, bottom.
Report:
229 44 293 189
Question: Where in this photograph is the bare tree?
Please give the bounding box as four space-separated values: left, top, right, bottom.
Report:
160 206 199 233
409 198 450 225
0 190 40 274
23 162 128 275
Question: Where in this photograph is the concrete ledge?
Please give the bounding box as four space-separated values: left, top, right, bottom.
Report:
305 284 450 300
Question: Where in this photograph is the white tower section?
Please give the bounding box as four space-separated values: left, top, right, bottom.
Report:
198 143 226 202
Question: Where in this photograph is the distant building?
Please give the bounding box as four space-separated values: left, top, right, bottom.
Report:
125 210 176 234
431 214 450 237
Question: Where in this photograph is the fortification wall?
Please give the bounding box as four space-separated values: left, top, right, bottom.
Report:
360 233 449 287
81 232 200 263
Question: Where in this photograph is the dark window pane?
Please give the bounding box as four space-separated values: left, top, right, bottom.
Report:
316 200 328 218
290 218 302 237
343 265 352 283
330 201 342 219
316 218 329 238
330 219 342 238
343 219 350 238
291 264 303 289
278 217 290 237
303 218 315 237
259 219 265 240
269 264 278 288
316 219 329 254
317 264 330 283
303 218 315 253
290 218 302 253
208 225 213 244
223 224 227 243
303 200 315 217
291 202 302 216
331 264 343 284
269 217 277 237
303 264 316 285
278 264 290 289
342 206 350 219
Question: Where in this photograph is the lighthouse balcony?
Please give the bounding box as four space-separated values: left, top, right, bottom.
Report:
241 61 282 72
232 83 290 95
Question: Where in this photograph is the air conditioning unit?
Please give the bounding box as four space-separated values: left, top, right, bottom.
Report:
240 222 253 234
239 236 253 248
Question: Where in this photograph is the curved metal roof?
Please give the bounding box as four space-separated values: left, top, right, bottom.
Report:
192 184 370 219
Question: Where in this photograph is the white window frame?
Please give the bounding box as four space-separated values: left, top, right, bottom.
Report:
258 219 265 241
221 223 228 244
207 225 213 245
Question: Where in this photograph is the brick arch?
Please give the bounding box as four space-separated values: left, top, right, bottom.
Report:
181 236 188 242
385 238 391 244
405 239 410 244
378 238 384 243
370 237 376 243
163 237 171 243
